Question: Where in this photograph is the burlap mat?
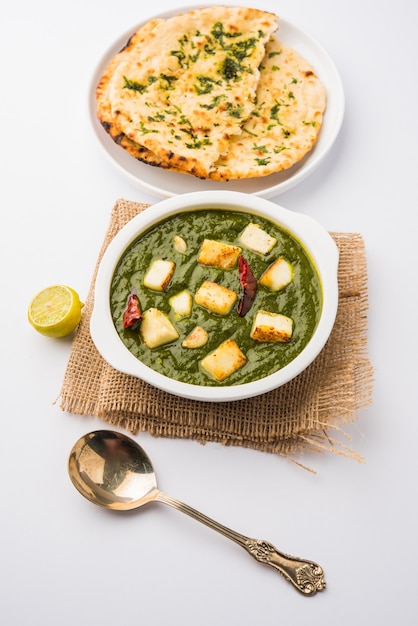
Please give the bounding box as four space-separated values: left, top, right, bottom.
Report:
59 199 373 465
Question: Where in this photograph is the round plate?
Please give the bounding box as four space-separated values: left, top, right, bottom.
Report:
89 7 345 199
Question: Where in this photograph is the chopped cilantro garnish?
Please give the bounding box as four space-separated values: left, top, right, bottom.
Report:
181 127 211 149
159 74 178 90
203 39 216 56
171 50 186 66
189 51 201 63
147 113 165 123
228 37 258 61
185 138 212 149
252 144 268 153
200 94 226 110
255 157 271 166
138 122 158 134
195 75 221 95
220 57 242 81
123 76 148 93
243 127 258 137
226 102 244 118
211 22 242 46
270 101 282 123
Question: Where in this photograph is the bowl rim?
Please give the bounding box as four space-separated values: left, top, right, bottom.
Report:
91 190 339 402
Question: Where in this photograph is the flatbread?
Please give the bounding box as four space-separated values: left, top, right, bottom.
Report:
96 19 170 166
97 6 279 178
209 37 327 180
95 8 327 181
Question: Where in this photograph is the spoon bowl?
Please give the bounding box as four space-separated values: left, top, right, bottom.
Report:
68 429 158 510
68 430 326 596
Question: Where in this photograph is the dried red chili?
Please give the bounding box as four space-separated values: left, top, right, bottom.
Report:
237 255 257 317
122 289 142 329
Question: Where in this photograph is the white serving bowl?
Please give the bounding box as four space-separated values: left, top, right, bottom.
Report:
91 190 339 402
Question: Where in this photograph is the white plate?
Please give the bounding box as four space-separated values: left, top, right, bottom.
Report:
88 6 345 199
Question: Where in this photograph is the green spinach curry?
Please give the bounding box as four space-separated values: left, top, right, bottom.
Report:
110 209 322 386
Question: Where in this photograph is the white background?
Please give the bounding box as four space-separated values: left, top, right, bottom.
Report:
1 1 417 624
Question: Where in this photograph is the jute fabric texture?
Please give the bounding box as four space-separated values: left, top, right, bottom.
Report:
59 199 373 463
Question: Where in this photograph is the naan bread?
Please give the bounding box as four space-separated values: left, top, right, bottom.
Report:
97 6 279 178
95 8 327 181
96 19 170 166
209 38 327 180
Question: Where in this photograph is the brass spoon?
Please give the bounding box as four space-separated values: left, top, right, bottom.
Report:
68 430 326 596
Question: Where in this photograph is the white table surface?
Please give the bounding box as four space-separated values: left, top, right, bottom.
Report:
1 1 417 624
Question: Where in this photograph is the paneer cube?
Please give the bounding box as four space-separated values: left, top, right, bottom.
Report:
182 326 209 349
238 223 277 255
143 259 175 291
197 239 241 269
201 339 247 381
259 257 293 291
169 290 192 318
250 310 293 343
195 280 237 315
140 308 179 348
173 235 187 254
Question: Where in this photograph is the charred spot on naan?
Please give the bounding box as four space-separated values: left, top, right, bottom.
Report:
100 122 194 174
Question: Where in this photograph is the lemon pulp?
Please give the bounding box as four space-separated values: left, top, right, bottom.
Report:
28 285 83 337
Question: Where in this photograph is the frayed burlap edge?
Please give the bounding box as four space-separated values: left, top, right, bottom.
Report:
59 199 373 467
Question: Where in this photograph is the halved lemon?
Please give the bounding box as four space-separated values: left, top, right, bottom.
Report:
28 285 84 337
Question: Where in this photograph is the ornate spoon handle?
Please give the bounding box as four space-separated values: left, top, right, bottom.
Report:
155 490 326 596
242 538 326 595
